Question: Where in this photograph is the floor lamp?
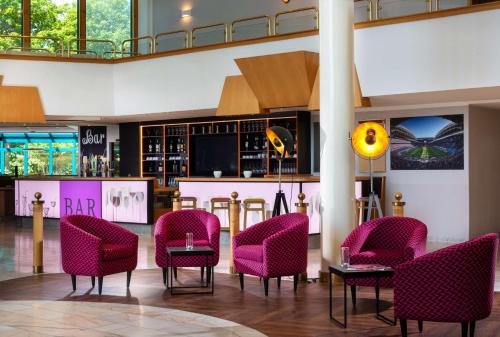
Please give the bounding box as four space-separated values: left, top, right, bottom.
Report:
351 122 389 221
266 126 294 217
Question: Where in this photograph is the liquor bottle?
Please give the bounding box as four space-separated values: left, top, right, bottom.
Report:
179 138 183 152
148 139 153 153
177 141 180 153
245 135 249 151
155 138 160 153
169 142 173 153
254 136 259 150
262 135 267 149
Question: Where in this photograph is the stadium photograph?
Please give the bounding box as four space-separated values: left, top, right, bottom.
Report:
390 115 464 170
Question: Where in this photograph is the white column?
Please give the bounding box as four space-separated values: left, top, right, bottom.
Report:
319 0 355 274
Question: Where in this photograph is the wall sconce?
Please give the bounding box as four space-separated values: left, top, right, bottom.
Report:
181 9 192 18
282 0 290 3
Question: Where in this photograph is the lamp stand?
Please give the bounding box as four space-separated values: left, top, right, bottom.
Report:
366 157 383 221
272 157 289 217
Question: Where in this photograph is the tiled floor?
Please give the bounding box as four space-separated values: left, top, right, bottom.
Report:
0 301 266 337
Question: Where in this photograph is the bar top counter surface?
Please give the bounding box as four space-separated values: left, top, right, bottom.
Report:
175 176 320 183
16 176 155 181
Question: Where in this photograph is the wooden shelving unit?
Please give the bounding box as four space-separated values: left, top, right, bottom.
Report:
140 111 310 187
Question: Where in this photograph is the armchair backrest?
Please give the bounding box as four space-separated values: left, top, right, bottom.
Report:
156 210 215 241
362 216 427 251
258 213 308 240
61 215 118 243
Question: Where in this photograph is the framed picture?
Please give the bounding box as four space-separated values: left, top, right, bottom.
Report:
390 115 464 170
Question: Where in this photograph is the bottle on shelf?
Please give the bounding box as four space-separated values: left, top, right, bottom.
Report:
244 135 249 151
254 136 259 150
169 142 173 153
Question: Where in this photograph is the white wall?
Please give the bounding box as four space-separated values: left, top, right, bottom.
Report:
0 59 114 117
112 35 319 115
356 107 469 243
355 9 500 96
151 0 318 35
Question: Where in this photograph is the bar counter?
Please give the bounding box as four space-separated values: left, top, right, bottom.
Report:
175 176 320 183
15 176 153 224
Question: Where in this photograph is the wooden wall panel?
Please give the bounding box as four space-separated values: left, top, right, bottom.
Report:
217 75 262 116
0 83 45 124
235 51 319 109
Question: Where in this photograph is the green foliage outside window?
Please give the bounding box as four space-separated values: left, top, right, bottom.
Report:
0 0 22 49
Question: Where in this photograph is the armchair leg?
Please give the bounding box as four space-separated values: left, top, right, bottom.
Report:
470 321 476 337
127 271 132 288
98 276 103 295
293 274 299 293
91 276 95 288
418 320 423 333
162 268 167 284
239 273 244 290
400 319 407 337
173 267 178 279
461 322 468 337
71 275 76 291
264 278 269 296
201 267 205 281
207 267 212 284
350 285 357 307
277 276 281 289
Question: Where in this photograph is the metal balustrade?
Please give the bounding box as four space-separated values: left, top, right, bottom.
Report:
67 38 116 58
121 36 155 57
155 30 189 52
230 16 272 41
275 7 319 35
0 35 64 56
192 23 228 47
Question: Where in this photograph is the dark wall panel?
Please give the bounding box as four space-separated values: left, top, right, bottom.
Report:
119 122 140 177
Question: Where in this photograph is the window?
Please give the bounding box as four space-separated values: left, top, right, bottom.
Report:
87 0 131 56
0 133 78 176
0 0 23 49
30 0 77 53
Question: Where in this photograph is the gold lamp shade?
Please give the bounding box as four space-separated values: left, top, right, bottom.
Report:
266 126 294 158
351 122 389 159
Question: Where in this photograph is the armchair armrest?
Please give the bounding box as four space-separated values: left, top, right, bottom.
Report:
206 215 221 246
403 225 427 260
263 224 308 276
60 221 102 274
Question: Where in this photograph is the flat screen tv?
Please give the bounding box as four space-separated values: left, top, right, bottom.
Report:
190 134 238 177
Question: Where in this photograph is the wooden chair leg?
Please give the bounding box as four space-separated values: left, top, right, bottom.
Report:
98 276 103 295
264 278 269 296
162 268 167 284
239 273 244 291
350 285 357 306
418 320 423 333
470 321 476 337
71 275 76 291
293 274 299 293
461 322 468 337
201 267 205 281
400 319 408 337
277 276 281 289
91 276 95 288
126 271 132 288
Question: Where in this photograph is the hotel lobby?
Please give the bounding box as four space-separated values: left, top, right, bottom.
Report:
1 0 500 336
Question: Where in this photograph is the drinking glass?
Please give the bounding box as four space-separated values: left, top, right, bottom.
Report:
341 247 350 268
186 232 193 250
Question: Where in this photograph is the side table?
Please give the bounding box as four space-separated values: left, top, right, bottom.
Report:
167 246 214 295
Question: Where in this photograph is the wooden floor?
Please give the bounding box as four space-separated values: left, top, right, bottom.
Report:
0 269 499 337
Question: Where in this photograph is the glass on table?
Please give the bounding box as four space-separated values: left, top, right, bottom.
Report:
341 246 350 268
186 232 193 250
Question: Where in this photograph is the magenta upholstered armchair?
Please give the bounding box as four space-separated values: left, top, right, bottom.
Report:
394 233 498 337
154 210 220 284
232 213 309 296
341 216 427 304
60 215 138 295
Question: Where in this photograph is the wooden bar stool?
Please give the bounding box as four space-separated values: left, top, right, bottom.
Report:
211 197 230 230
243 198 266 229
180 197 197 209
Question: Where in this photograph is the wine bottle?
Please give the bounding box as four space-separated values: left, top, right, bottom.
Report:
254 136 259 150
245 135 249 151
148 139 153 153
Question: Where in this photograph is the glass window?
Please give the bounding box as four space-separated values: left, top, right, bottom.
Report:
0 0 23 49
30 0 77 53
87 0 131 56
52 142 76 175
3 143 25 176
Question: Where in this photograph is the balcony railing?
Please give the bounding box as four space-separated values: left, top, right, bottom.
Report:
0 1 498 60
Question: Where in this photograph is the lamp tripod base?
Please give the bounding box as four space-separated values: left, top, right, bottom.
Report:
366 191 383 221
272 191 289 217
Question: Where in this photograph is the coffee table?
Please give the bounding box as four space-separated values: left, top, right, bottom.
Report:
329 264 396 328
166 246 214 295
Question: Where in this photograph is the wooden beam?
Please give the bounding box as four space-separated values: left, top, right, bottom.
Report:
133 0 139 54
217 75 262 116
22 0 30 49
79 0 86 51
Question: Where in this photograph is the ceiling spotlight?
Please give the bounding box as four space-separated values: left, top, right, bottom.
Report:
181 9 192 18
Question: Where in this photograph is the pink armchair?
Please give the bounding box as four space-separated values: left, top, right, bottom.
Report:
232 213 309 296
394 233 498 337
154 210 220 284
341 216 427 304
60 215 138 295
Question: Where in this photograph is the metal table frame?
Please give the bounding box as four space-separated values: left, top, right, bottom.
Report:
329 265 396 328
167 246 214 295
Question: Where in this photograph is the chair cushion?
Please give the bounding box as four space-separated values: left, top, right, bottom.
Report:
166 239 210 247
234 245 263 262
102 243 135 261
351 249 406 266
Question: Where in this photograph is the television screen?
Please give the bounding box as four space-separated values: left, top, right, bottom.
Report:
190 135 238 176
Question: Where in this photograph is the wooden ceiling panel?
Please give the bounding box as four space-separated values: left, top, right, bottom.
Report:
0 77 46 124
217 75 262 116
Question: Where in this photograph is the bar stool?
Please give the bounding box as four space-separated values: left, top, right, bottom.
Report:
355 197 381 224
180 197 197 209
243 198 266 229
210 197 230 230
